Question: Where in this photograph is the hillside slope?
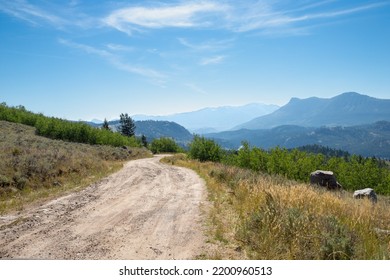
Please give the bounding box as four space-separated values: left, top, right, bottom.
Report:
0 121 150 212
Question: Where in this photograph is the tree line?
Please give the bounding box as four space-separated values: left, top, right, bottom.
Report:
0 103 140 147
187 137 390 195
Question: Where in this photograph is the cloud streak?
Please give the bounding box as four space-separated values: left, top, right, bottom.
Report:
178 37 234 52
1 1 386 36
200 55 226 66
104 1 227 35
0 0 66 26
184 83 208 95
0 0 98 29
102 0 387 36
58 39 165 82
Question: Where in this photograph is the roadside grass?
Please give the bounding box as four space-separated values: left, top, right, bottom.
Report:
162 154 390 260
0 121 151 214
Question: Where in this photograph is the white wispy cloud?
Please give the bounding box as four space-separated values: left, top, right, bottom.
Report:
229 1 387 33
103 1 228 35
58 39 165 82
106 43 135 52
1 1 386 36
178 37 234 52
0 0 98 29
102 0 387 36
0 0 66 26
184 83 208 95
199 55 226 66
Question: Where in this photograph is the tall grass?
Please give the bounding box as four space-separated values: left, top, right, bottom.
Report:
163 154 390 260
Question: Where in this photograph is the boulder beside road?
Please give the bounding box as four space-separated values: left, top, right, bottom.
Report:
353 188 377 203
310 170 342 190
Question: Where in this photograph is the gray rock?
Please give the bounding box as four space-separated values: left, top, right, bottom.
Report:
353 188 377 203
310 170 342 190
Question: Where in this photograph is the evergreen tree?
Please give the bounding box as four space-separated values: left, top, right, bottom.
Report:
141 134 148 147
102 118 111 131
119 113 136 137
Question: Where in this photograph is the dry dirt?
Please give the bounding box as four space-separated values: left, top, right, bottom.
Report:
0 155 209 259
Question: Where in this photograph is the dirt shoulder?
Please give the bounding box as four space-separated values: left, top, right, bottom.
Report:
0 155 208 260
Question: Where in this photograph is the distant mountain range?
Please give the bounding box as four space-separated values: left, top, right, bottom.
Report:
206 121 390 158
132 103 279 133
86 92 390 158
235 92 390 130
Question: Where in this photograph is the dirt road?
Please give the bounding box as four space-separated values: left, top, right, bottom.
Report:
0 155 208 259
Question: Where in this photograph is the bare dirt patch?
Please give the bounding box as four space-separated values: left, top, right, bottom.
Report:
0 155 208 259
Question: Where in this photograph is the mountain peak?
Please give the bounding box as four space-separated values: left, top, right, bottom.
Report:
335 92 370 100
235 92 390 130
339 91 361 96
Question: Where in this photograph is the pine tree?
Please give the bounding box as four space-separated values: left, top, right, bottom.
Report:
119 113 136 137
141 134 148 147
102 118 111 131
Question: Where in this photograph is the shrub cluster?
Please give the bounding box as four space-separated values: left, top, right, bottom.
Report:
188 135 222 162
149 137 183 154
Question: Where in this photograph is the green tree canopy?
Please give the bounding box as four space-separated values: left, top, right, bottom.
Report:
119 113 136 137
188 135 222 162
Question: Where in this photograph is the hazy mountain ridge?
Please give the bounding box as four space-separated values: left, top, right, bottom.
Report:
206 121 390 158
133 103 279 132
235 92 390 130
84 92 390 157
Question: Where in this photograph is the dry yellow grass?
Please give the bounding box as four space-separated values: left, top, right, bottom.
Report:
163 154 390 260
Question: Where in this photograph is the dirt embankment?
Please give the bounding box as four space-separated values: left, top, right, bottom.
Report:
0 155 208 259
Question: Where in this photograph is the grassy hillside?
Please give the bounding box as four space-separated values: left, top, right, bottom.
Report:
0 121 151 214
0 103 140 147
164 155 390 260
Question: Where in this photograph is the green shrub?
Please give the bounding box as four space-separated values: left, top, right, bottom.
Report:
13 173 28 190
149 137 182 154
0 175 11 188
188 135 222 162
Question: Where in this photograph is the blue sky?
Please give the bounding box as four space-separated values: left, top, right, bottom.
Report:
1 0 389 121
